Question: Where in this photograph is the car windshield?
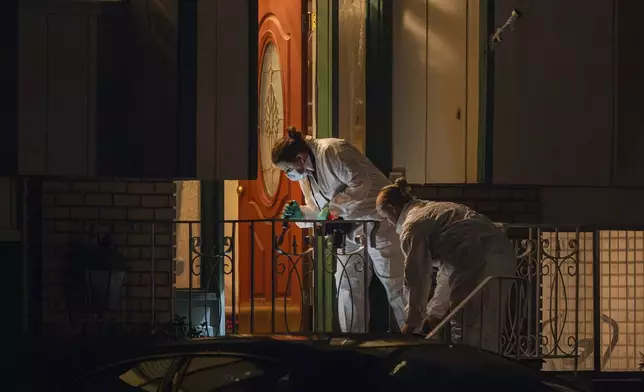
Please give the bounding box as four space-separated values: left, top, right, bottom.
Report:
72 353 290 392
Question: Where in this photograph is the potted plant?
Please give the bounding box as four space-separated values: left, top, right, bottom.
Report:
69 235 129 313
152 316 208 341
639 352 643 371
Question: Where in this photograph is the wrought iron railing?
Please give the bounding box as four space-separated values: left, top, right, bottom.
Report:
43 219 644 372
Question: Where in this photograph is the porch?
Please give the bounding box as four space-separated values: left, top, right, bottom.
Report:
44 217 644 374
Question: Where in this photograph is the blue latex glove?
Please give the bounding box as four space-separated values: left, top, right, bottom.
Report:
281 200 303 220
316 205 330 220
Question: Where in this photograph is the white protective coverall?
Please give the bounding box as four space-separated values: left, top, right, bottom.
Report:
398 199 516 352
294 136 407 332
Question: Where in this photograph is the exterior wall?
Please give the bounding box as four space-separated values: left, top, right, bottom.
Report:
41 179 176 335
411 184 540 223
541 187 644 226
414 184 644 226
0 178 18 241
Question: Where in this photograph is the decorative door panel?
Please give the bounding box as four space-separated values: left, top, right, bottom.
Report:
238 0 306 327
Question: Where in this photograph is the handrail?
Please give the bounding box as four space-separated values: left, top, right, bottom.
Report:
576 314 619 368
425 275 526 340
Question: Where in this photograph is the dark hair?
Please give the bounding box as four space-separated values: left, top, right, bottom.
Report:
377 177 414 210
271 127 310 165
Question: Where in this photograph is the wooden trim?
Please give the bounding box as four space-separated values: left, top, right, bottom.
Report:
477 0 494 184
200 180 226 335
316 0 337 139
365 0 393 174
248 0 259 180
0 0 18 174
178 0 198 177
313 0 337 331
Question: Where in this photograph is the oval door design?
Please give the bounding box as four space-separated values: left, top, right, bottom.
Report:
258 41 284 198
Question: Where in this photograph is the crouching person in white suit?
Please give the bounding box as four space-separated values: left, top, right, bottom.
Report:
376 178 517 351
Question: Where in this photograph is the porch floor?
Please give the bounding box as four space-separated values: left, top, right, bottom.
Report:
227 304 307 334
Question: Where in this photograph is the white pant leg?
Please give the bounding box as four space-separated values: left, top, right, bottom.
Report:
367 222 407 329
478 240 517 352
453 239 517 352
334 237 372 332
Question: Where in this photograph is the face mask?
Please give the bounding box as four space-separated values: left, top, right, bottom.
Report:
286 170 305 181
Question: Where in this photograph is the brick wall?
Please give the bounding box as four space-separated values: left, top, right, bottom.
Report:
411 184 541 223
41 180 176 335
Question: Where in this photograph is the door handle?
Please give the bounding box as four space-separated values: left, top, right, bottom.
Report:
237 185 244 196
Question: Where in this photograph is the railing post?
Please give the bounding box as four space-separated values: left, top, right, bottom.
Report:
592 229 601 372
271 221 276 333
250 221 255 333
314 223 334 333
201 180 225 336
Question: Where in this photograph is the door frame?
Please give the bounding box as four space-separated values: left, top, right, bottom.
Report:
364 0 393 175
478 0 495 184
364 0 494 182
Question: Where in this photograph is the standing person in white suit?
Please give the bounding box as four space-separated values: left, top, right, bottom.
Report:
376 178 517 352
271 127 407 332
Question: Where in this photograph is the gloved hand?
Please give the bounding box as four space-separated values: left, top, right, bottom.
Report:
316 205 330 220
420 315 443 334
400 323 414 335
281 200 303 220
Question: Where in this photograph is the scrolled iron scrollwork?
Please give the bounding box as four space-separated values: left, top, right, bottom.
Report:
501 230 581 360
185 232 235 337
188 235 235 276
540 235 579 358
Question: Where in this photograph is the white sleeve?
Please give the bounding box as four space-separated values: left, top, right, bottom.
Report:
324 144 371 218
426 263 451 319
400 225 435 328
295 178 319 229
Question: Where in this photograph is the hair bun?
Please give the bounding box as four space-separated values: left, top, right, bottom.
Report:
287 126 301 140
394 177 411 196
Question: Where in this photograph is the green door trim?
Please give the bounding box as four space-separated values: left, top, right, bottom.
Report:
478 0 495 184
314 0 338 332
316 0 338 140
365 0 393 175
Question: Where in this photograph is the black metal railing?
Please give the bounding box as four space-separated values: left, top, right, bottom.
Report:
42 219 644 372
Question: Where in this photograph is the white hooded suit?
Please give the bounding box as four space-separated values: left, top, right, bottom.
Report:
398 199 516 351
294 136 407 332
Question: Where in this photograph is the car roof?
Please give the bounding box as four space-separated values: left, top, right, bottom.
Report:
69 335 587 392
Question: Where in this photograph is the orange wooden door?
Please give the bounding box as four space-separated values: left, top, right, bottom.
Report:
237 0 307 331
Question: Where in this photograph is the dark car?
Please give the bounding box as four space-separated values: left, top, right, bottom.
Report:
65 335 587 392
